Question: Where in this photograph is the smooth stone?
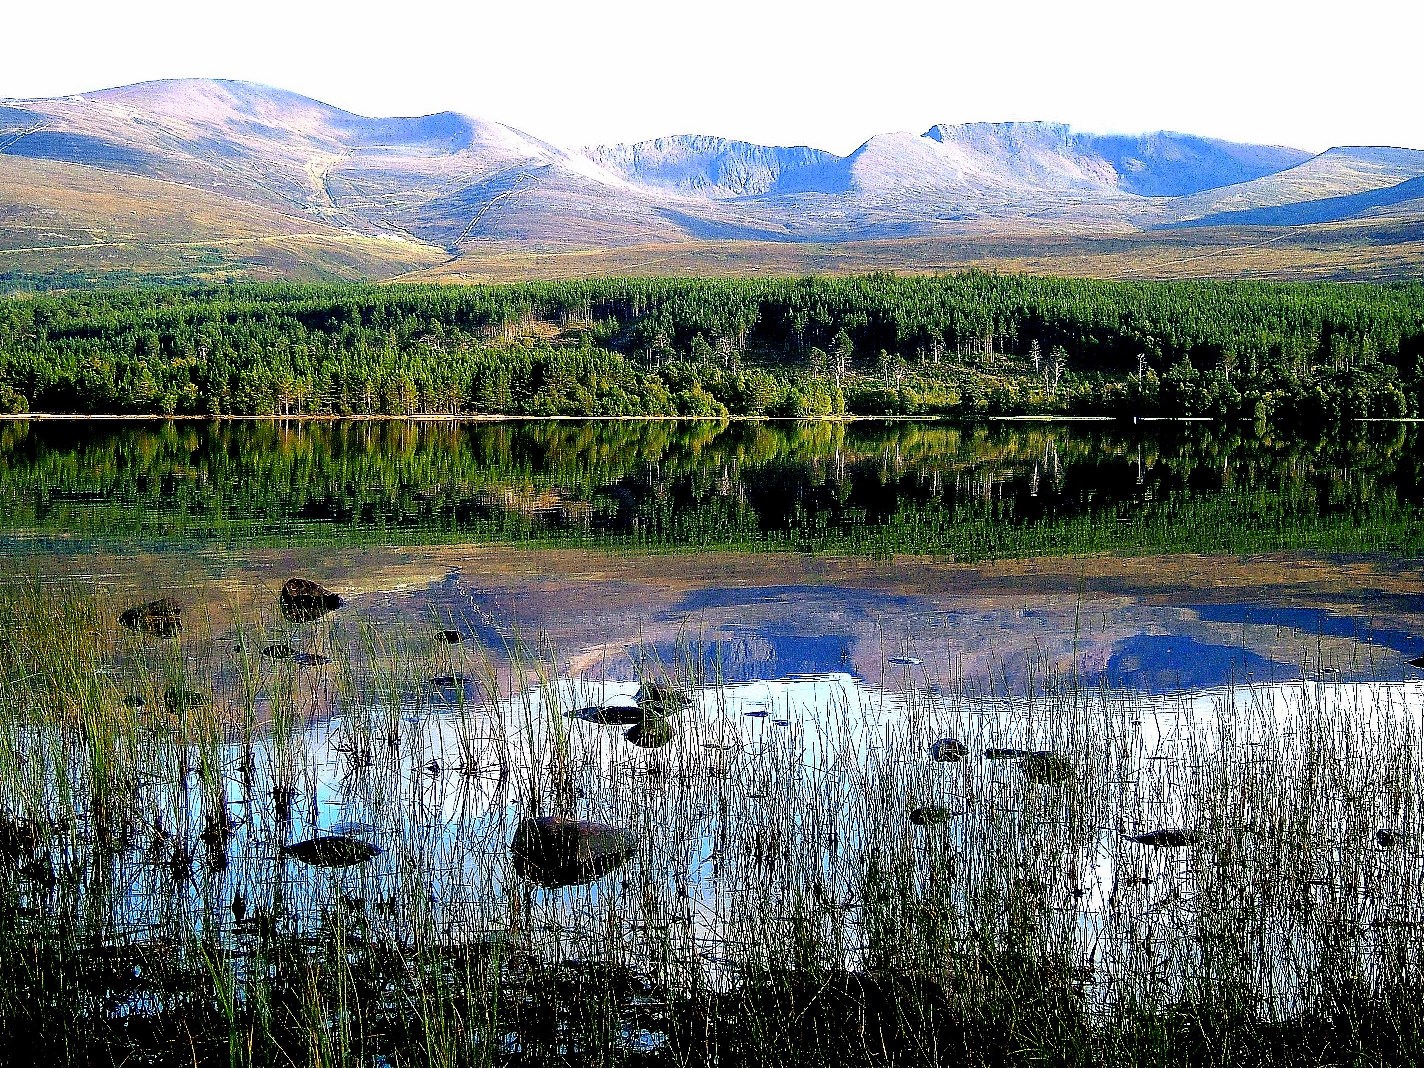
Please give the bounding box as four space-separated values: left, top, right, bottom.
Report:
511 816 636 888
283 835 382 868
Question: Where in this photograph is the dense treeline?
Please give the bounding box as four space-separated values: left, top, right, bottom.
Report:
1 274 1422 421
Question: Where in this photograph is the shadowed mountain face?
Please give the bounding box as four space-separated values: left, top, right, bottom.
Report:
1 78 1422 280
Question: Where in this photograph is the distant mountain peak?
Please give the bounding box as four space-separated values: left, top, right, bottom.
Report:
1 77 1420 273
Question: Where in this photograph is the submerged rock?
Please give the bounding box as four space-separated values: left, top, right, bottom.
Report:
280 578 343 623
283 834 382 868
929 738 969 763
511 816 636 888
1018 752 1074 786
119 599 182 639
162 687 212 715
261 643 331 666
429 673 483 703
1127 828 1199 848
1375 828 1402 848
909 806 956 826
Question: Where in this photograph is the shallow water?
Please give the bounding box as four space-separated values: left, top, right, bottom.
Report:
3 418 1424 1061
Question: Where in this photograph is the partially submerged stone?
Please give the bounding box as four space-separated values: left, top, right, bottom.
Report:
261 643 331 666
283 834 382 868
162 687 212 715
1127 828 1199 848
625 717 676 749
119 599 182 639
567 704 645 725
929 738 969 763
909 806 956 826
635 682 692 714
511 816 636 888
1018 752 1074 786
280 578 343 623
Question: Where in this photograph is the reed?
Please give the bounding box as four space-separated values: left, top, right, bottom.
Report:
0 580 1420 1065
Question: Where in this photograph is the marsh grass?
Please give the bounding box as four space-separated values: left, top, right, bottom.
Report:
0 580 1421 1065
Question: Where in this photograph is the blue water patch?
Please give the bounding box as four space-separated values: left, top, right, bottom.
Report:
631 631 855 684
1188 604 1421 661
1102 634 1291 693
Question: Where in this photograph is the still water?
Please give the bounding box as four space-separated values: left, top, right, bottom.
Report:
2 418 1423 1062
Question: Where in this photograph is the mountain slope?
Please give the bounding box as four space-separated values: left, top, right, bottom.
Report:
1 78 1420 284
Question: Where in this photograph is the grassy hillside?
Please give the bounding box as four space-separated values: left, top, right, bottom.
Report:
0 155 448 286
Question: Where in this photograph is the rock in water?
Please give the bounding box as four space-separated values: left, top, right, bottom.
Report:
909 806 956 826
1375 828 1402 848
511 816 636 888
1407 655 1424 669
438 629 463 644
162 687 212 714
625 717 676 749
636 682 692 714
1127 828 1199 848
929 738 968 762
1018 752 1074 786
283 835 382 868
119 599 182 638
280 579 343 623
567 704 645 725
261 643 331 666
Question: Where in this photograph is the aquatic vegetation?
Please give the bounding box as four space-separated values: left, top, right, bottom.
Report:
0 581 1421 1065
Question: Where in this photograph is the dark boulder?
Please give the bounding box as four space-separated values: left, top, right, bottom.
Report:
283 835 382 868
567 704 644 725
909 806 956 826
119 599 182 639
261 643 331 666
1126 828 1199 848
929 738 968 762
1018 752 1074 786
162 687 211 715
625 717 676 749
635 682 692 714
280 579 343 623
511 816 636 888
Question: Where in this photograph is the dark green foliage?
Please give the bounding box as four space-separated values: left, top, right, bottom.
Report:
1 273 1421 420
1 417 1421 558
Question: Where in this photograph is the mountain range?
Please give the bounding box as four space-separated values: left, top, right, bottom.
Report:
2 78 1422 284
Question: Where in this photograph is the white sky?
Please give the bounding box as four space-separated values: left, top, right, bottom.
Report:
5 0 1421 153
